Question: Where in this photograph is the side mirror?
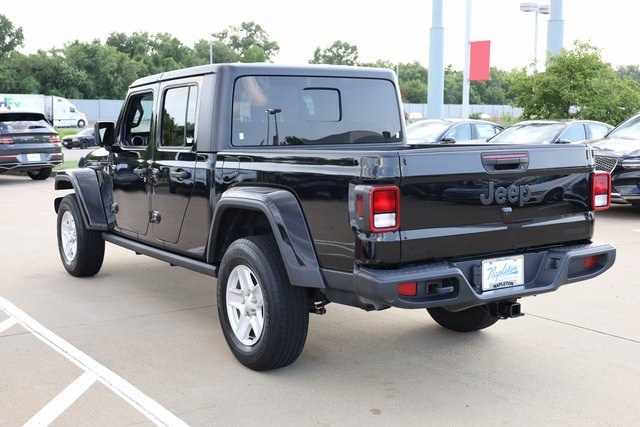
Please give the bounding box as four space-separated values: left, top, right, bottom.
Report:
94 121 115 149
441 136 456 144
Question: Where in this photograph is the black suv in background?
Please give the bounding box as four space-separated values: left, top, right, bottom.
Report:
590 113 640 206
0 110 63 180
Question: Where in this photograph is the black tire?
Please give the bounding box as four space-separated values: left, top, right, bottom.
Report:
56 194 105 277
77 119 86 128
80 139 87 149
27 168 52 180
217 235 309 371
427 305 499 332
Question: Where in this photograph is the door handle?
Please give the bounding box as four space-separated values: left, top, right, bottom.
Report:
170 169 191 180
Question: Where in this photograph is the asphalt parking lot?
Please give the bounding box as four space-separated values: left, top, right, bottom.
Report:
1 174 639 426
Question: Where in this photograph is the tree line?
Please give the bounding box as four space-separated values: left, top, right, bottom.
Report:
2 15 640 125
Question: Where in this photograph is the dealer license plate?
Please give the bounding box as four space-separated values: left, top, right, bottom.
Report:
481 255 524 291
26 153 41 162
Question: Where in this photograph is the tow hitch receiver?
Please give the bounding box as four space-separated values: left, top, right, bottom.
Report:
490 300 524 319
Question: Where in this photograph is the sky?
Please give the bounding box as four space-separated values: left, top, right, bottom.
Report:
2 0 638 71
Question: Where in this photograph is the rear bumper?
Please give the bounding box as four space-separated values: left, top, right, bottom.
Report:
0 152 63 172
344 242 616 311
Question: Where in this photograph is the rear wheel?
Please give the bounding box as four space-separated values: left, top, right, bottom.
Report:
57 194 105 277
217 235 309 371
77 119 86 128
427 305 499 332
27 168 52 180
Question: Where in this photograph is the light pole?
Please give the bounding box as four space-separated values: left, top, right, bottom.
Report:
520 2 550 72
209 34 213 64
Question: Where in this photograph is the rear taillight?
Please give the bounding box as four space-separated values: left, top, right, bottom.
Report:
353 185 401 233
0 136 13 145
371 186 400 231
49 135 62 144
591 171 611 210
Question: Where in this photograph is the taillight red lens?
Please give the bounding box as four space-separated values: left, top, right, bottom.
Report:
49 135 62 144
591 171 611 210
372 189 397 213
0 136 13 145
370 186 400 232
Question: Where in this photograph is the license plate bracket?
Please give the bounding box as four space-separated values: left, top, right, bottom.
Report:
481 255 524 291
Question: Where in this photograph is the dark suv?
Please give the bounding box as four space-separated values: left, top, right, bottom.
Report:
589 113 640 206
0 110 63 180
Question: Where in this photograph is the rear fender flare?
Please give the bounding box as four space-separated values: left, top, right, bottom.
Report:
54 169 109 231
209 186 325 289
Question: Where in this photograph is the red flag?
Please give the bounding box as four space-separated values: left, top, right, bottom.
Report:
470 40 491 81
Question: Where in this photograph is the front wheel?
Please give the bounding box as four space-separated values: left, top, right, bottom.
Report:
217 235 309 371
27 168 52 180
57 194 105 277
427 305 499 332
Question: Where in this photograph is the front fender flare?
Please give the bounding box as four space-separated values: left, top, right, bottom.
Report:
54 169 109 231
210 186 325 289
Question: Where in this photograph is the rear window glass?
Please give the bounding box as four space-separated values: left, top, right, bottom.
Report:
231 75 402 146
0 115 55 134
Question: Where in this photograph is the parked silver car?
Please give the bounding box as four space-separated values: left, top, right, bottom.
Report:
406 118 504 144
487 119 612 144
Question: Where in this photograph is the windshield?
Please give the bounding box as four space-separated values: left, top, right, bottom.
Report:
489 122 564 144
607 114 640 139
406 121 450 141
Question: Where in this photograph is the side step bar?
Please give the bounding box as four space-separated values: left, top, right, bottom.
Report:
102 233 218 277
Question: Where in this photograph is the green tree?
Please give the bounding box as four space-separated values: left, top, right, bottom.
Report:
396 62 427 103
192 39 238 64
65 41 141 99
509 41 640 124
0 14 24 59
469 67 513 105
106 32 196 76
443 66 463 104
0 49 90 98
310 41 359 65
211 22 279 62
617 65 640 84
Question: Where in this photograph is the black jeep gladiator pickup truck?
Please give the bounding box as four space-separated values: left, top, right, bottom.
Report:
53 63 616 371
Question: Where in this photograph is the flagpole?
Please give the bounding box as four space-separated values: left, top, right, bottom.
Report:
461 0 471 119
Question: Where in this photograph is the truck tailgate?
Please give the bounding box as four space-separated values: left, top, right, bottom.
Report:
399 144 596 263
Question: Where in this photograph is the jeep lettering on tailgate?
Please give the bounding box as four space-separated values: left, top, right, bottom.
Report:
480 181 532 207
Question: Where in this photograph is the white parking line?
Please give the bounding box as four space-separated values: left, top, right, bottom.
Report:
0 297 188 427
24 372 96 427
0 316 18 333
